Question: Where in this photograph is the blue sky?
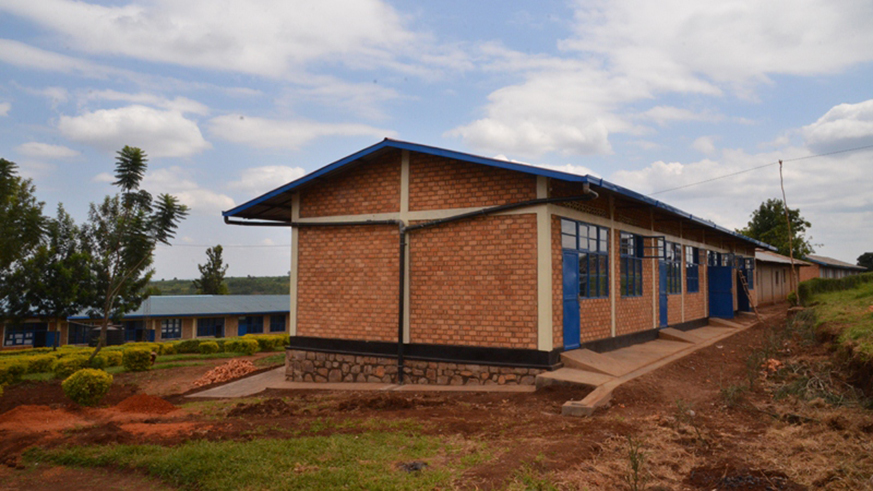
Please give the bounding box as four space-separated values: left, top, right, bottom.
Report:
1 0 871 279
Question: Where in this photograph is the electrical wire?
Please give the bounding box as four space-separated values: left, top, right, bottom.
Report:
650 142 873 196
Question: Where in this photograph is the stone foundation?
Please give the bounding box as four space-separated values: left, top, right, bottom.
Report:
286 349 543 385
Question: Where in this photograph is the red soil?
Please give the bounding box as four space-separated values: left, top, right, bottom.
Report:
0 405 88 433
114 394 178 415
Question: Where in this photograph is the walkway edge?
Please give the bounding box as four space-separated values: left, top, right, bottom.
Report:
562 316 769 417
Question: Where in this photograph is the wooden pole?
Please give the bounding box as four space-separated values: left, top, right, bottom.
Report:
779 160 801 303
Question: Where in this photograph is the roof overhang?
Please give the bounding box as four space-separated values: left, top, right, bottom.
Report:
223 138 775 251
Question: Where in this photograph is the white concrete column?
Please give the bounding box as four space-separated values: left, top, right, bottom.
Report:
289 193 300 336
535 177 553 351
609 194 617 338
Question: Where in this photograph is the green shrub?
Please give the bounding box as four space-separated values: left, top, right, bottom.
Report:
159 343 176 355
27 354 59 374
787 291 798 306
798 272 873 304
51 356 86 379
224 338 259 356
245 334 287 351
89 353 109 370
174 339 201 354
199 341 220 354
122 347 153 372
103 351 123 367
62 369 113 407
0 359 28 385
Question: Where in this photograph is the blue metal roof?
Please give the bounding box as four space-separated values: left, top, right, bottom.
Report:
68 295 290 320
805 255 867 270
223 138 774 250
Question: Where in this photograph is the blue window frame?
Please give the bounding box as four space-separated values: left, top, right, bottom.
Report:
620 232 643 297
270 315 286 333
686 246 700 293
197 318 225 337
161 318 182 339
239 316 264 335
561 219 609 298
665 241 682 294
3 322 48 347
68 323 92 345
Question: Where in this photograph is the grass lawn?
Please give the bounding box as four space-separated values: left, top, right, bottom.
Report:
26 432 471 490
812 279 873 360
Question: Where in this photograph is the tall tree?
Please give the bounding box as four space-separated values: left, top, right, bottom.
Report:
192 245 229 295
737 199 814 258
858 252 873 272
4 205 93 321
0 158 45 305
83 146 188 352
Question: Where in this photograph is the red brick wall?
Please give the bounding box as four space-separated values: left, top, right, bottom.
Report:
409 214 538 349
297 226 399 341
615 234 655 336
408 153 537 211
799 264 820 282
685 261 706 320
299 151 401 218
667 293 683 325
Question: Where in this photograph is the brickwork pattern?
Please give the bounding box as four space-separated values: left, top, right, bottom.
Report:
408 154 536 211
799 264 820 282
409 214 538 349
685 263 706 320
299 151 401 218
614 202 651 230
615 234 655 335
667 293 683 325
297 226 399 341
286 350 543 385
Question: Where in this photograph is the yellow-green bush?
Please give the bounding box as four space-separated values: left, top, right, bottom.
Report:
122 347 153 372
0 359 28 385
244 334 288 351
103 351 123 367
199 341 220 354
26 354 59 374
225 338 259 356
51 356 87 379
159 343 176 355
173 339 201 354
62 369 113 407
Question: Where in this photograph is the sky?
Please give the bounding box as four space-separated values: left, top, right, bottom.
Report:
1 0 871 279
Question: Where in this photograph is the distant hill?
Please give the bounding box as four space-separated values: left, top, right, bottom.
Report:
149 276 290 296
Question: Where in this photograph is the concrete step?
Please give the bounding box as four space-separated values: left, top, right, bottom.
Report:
560 349 627 376
658 327 704 344
535 367 613 390
708 317 743 329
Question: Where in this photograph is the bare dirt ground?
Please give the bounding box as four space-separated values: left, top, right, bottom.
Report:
2 305 872 490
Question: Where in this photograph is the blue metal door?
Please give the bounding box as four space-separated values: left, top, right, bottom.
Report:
658 261 668 327
238 317 247 336
562 251 581 350
709 266 734 318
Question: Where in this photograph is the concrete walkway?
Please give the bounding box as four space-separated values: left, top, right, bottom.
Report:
553 314 769 417
186 367 536 398
188 311 770 414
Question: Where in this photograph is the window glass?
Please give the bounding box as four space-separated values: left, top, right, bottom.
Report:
562 218 609 299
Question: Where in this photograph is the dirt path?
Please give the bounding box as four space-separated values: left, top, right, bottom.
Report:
2 305 872 489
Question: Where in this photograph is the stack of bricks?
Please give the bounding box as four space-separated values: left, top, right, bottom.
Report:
286 350 543 385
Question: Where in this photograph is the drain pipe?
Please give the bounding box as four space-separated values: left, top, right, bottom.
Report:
224 185 600 386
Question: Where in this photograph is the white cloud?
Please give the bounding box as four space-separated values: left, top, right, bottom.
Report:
691 136 717 155
228 166 307 195
58 105 211 157
0 39 122 79
638 106 722 126
609 101 873 263
451 1 873 157
15 142 80 159
0 0 428 78
81 90 210 115
801 99 873 153
278 78 401 120
208 114 394 150
143 166 234 214
0 102 9 116
92 172 114 183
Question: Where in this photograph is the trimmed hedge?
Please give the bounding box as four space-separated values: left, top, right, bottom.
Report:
51 356 87 379
26 354 59 374
224 338 259 356
103 351 123 367
199 341 220 354
0 359 28 385
122 347 153 372
173 339 201 354
799 272 873 304
244 334 288 351
62 369 113 406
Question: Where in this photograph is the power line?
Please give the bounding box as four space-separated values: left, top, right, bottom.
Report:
650 142 873 196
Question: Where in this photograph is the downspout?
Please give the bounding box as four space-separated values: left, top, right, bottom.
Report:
224 185 600 385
